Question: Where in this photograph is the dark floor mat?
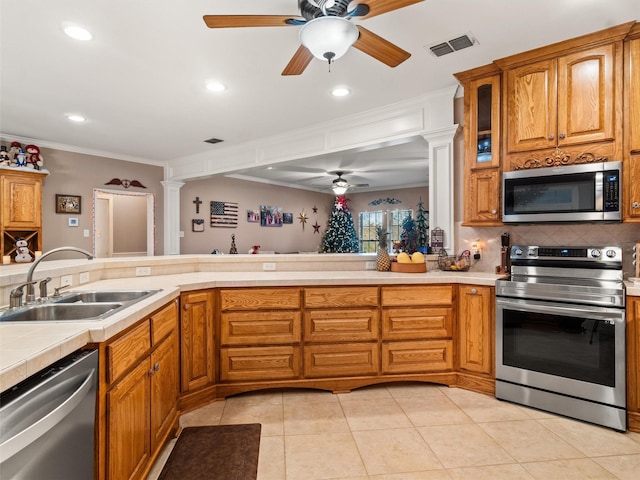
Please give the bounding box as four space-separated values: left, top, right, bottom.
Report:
158 424 261 480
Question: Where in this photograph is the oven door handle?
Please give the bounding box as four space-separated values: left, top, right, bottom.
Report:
496 297 623 322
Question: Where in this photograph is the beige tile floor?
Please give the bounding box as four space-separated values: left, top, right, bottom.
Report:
147 384 640 480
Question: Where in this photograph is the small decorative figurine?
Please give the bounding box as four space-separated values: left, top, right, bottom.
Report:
15 147 27 167
0 146 10 166
248 245 260 254
24 145 44 170
8 141 21 163
14 238 33 263
229 234 238 254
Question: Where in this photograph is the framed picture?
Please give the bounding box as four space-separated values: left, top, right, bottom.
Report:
283 212 293 224
56 194 81 214
68 217 79 227
260 205 283 227
247 209 260 223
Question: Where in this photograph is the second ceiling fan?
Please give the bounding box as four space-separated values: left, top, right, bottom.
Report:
203 0 424 75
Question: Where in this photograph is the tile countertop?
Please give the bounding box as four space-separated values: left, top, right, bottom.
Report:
0 269 501 392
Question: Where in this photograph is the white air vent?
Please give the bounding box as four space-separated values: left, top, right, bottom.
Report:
425 33 477 57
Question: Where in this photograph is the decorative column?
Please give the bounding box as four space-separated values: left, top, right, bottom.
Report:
161 180 184 255
422 125 460 255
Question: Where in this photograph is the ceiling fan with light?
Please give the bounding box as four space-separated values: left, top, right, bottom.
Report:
203 0 424 75
330 171 369 194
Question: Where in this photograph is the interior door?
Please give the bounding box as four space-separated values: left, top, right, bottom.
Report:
95 196 111 258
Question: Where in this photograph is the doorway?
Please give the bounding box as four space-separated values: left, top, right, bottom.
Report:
92 189 155 257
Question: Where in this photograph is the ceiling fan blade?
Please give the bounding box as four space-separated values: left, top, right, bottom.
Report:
355 0 424 20
203 15 300 28
282 45 314 76
353 26 411 67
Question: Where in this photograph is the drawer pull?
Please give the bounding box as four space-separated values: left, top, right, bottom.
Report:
470 288 477 295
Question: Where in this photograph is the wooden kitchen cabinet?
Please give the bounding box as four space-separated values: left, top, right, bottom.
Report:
624 32 640 221
105 300 179 480
381 285 454 374
627 296 640 433
453 67 502 226
457 285 495 394
303 287 379 378
466 169 501 224
219 288 301 382
0 168 46 260
494 23 633 171
180 289 215 392
504 44 618 157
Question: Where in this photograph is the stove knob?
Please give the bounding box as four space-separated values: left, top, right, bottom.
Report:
514 248 523 256
606 249 617 258
591 249 601 258
527 247 537 256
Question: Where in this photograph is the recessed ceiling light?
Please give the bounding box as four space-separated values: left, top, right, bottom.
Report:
206 81 226 92
331 87 350 97
67 114 86 122
64 25 93 41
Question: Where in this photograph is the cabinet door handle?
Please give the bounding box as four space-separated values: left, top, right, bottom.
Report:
470 288 477 294
559 133 566 139
148 369 155 376
548 134 554 140
183 303 190 311
633 202 640 209
154 363 160 371
491 209 497 215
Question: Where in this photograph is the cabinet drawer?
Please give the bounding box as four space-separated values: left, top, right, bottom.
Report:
382 340 453 374
304 287 378 308
382 307 453 340
107 320 151 384
221 311 301 345
381 286 453 307
304 309 379 342
220 346 300 381
151 300 178 345
304 343 379 378
220 288 300 310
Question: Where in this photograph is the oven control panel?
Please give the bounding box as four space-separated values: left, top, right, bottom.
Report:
511 246 622 264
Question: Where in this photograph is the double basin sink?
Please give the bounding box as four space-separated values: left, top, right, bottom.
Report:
0 290 160 322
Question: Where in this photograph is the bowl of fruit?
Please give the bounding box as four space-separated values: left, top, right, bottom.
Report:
390 251 427 273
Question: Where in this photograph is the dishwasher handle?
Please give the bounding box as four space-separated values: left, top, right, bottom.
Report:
0 367 96 463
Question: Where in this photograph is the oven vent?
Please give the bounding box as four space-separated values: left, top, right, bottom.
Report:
204 137 224 144
426 33 476 57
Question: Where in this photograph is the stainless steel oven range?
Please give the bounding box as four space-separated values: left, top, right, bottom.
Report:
495 246 626 431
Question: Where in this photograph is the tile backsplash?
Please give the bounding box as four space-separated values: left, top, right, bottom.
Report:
457 223 640 278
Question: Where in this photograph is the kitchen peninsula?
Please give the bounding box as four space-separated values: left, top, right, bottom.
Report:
2 254 639 480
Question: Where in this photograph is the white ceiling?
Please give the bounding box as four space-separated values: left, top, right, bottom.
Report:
1 0 638 192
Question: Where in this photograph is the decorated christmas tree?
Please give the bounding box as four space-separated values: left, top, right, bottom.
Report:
321 196 359 253
415 197 429 252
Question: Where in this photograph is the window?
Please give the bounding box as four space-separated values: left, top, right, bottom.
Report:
359 210 382 253
358 209 413 253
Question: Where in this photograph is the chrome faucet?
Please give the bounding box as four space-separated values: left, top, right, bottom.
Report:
25 247 93 303
9 281 37 308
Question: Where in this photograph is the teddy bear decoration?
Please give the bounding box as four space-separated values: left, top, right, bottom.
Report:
14 238 33 263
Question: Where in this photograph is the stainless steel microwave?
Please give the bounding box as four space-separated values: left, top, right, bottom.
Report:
502 161 621 223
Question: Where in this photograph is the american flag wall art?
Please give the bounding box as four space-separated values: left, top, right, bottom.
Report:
210 201 239 227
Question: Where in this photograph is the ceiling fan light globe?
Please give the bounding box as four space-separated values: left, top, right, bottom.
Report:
332 185 348 195
299 17 358 62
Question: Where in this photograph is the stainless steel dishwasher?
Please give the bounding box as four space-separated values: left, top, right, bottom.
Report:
0 349 98 479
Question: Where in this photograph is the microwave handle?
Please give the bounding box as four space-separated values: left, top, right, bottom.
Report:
595 171 603 212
